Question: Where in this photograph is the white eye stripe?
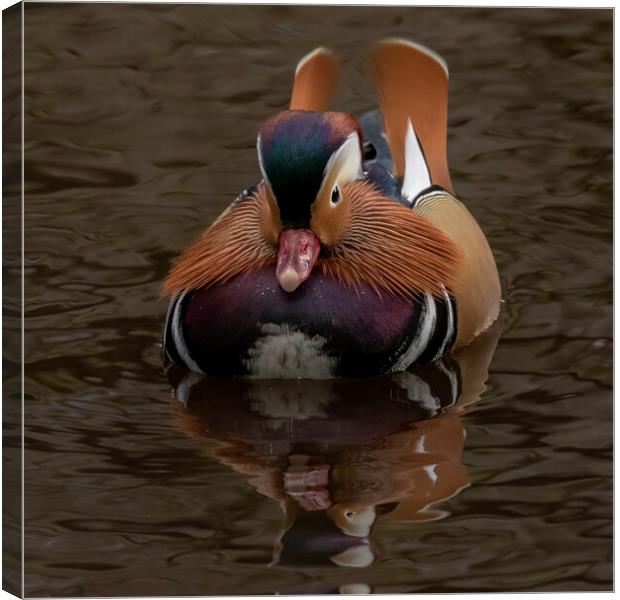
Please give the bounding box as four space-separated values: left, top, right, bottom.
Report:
318 132 363 200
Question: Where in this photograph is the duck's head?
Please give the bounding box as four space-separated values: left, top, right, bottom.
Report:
164 43 462 303
257 110 363 293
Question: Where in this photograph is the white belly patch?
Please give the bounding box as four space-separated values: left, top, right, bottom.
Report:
244 323 334 379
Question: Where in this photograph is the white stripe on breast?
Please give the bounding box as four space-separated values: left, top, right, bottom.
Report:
389 293 437 372
162 294 178 356
433 286 455 361
170 291 205 375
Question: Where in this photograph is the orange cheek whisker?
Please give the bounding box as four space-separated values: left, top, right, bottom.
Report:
318 180 460 300
164 180 460 302
162 185 277 297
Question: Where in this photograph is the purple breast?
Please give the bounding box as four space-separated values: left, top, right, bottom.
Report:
180 266 419 377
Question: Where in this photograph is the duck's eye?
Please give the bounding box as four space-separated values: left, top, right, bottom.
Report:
330 185 341 206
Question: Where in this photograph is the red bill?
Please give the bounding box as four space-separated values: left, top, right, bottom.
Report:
276 228 321 293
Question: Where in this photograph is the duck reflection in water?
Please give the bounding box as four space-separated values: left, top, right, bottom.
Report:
169 324 499 573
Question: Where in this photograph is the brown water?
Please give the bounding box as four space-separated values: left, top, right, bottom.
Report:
16 4 612 595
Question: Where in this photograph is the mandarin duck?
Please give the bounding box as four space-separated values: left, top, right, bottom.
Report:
163 39 501 378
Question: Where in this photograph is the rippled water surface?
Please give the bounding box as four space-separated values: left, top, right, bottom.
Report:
19 4 612 595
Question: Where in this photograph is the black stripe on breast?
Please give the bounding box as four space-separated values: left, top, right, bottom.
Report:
433 292 457 362
412 293 456 367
